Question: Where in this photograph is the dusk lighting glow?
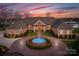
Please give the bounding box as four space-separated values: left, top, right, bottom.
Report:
0 3 79 18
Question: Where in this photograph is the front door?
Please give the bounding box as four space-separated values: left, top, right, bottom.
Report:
34 25 45 32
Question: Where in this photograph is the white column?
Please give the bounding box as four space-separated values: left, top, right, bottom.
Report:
34 26 35 32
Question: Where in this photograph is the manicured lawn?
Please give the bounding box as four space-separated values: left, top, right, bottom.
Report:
63 40 77 48
62 39 78 55
23 30 37 36
43 30 52 36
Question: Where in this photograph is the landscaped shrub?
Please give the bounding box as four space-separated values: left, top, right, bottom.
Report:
43 30 53 36
23 30 37 36
4 33 22 38
0 45 8 56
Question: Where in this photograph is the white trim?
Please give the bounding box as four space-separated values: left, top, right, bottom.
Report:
34 26 35 32
34 20 46 25
66 30 70 34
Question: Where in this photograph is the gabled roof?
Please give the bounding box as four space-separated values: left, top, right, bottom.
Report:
34 20 46 25
23 17 55 25
6 17 55 29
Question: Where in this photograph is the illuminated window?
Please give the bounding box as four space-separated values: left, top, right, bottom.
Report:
67 30 70 34
59 30 63 35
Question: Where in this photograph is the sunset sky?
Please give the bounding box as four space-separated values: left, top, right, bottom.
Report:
0 3 79 18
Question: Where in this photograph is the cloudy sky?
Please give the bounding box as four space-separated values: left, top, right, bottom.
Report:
0 3 79 18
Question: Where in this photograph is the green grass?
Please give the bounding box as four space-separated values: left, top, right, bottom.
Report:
43 30 52 36
23 30 37 36
0 45 8 51
72 28 79 34
63 40 77 48
62 39 78 55
0 45 8 55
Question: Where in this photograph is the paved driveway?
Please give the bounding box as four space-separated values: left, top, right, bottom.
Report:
0 31 20 48
5 36 68 56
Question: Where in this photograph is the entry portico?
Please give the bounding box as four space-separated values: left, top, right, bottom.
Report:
33 20 46 32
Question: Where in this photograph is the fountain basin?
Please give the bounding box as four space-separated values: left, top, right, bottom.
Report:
26 37 52 49
32 37 47 44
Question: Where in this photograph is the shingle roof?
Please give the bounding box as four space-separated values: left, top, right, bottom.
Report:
7 20 26 29
5 17 79 30
52 20 73 29
7 17 55 29
24 17 55 25
52 20 62 28
58 23 73 29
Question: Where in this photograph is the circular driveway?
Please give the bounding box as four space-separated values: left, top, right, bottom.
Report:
6 36 68 56
0 31 19 48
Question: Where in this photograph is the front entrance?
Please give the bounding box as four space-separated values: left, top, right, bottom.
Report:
34 20 46 33
35 30 43 33
34 25 45 33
